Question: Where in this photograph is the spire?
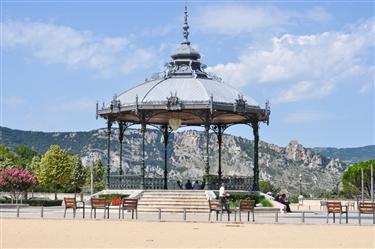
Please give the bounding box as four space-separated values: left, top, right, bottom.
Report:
182 5 190 45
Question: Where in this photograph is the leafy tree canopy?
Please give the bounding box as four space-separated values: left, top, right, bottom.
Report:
342 159 375 197
0 145 17 169
14 144 38 168
92 159 105 191
71 155 86 192
38 145 73 191
260 179 280 194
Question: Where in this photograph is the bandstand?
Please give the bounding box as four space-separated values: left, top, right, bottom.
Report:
97 7 270 191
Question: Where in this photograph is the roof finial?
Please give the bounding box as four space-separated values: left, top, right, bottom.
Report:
182 5 190 45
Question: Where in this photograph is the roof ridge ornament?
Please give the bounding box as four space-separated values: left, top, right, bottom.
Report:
182 5 190 45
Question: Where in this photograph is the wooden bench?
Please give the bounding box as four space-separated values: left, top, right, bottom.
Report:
208 199 230 221
326 201 348 224
358 202 375 225
64 197 85 218
91 197 110 219
118 198 138 219
239 200 255 222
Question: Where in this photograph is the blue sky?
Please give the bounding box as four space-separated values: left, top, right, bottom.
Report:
1 1 374 148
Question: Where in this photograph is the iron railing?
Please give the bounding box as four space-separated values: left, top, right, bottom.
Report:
108 175 252 190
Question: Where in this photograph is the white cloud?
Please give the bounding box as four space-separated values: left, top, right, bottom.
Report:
274 81 334 103
1 20 158 76
283 111 334 124
195 5 333 36
207 18 375 103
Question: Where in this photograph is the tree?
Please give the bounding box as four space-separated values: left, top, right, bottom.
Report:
27 156 41 176
71 155 86 195
14 144 38 169
260 180 280 194
92 159 105 192
38 145 73 199
0 145 17 169
0 168 36 202
342 159 375 197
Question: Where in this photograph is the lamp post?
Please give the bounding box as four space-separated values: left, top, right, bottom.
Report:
299 174 302 195
90 162 94 196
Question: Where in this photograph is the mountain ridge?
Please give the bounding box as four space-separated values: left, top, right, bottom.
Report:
1 126 374 195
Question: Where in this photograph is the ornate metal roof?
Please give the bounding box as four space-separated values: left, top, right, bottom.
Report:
98 7 270 126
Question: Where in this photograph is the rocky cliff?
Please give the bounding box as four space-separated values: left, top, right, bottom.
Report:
1 127 349 194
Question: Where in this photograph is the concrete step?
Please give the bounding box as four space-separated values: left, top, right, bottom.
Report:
138 191 209 214
138 203 208 207
141 194 207 197
138 200 208 204
138 208 209 213
141 197 207 200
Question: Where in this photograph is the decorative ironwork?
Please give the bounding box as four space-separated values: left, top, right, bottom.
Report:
108 175 252 190
166 92 182 111
106 120 112 188
235 94 247 113
182 5 190 45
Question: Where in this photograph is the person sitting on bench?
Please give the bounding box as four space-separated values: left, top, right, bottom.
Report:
277 194 292 212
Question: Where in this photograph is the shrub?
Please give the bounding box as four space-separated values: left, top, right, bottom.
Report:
0 168 36 201
260 199 273 207
26 198 63 206
0 197 62 206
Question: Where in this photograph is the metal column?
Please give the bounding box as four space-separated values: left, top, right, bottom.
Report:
141 123 146 189
204 124 210 190
252 121 260 191
217 125 223 183
162 125 170 190
106 120 112 189
118 122 124 176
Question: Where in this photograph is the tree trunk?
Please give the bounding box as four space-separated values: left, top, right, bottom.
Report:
54 192 57 200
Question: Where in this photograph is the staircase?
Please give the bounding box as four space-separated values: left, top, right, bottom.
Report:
137 190 209 213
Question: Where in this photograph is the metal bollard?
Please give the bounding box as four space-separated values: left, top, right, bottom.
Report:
41 206 44 218
302 212 305 223
158 208 161 221
16 206 20 218
183 208 186 221
275 212 279 222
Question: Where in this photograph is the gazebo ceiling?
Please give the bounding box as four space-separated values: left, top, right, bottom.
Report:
97 6 270 126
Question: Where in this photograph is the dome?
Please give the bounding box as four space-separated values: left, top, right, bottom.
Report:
117 77 257 106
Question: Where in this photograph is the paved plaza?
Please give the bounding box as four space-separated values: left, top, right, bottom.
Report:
1 205 374 226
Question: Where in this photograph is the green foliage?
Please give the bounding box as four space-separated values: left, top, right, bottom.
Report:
37 145 73 193
224 192 270 208
260 199 273 207
71 155 86 193
14 144 38 169
26 198 63 206
288 196 299 203
342 159 374 197
27 156 41 177
92 159 105 191
0 144 38 170
225 192 265 204
0 145 17 169
259 180 280 194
